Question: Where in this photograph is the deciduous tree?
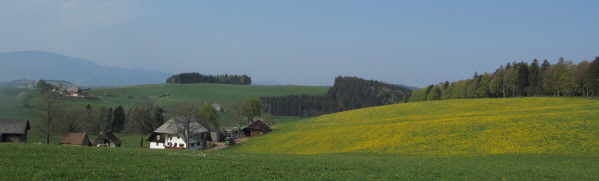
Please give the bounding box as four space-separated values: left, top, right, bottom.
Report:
242 98 262 124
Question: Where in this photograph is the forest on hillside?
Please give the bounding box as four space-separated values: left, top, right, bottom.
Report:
407 56 599 102
261 76 411 117
166 73 251 85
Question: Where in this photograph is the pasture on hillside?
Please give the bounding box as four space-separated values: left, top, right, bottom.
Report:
234 97 599 155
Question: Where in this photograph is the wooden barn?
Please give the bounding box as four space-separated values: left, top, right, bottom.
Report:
94 131 121 147
0 119 30 143
243 120 272 137
59 133 92 146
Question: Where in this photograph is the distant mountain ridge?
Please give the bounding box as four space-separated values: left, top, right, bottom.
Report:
0 51 172 86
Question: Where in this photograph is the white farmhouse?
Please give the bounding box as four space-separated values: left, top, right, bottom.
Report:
146 117 214 150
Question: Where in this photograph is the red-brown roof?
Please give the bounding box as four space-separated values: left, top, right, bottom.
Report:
246 120 271 133
59 133 91 146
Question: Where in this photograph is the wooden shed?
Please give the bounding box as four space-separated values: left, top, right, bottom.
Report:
94 131 121 147
0 119 30 143
243 120 272 137
59 133 92 146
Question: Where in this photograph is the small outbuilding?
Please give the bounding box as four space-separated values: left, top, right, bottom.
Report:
59 133 92 146
0 119 30 143
242 120 272 137
94 131 121 147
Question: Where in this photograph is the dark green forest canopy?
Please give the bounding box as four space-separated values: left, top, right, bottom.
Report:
261 76 412 117
166 73 251 85
408 56 599 102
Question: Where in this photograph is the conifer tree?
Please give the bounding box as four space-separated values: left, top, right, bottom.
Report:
529 59 541 96
112 106 126 133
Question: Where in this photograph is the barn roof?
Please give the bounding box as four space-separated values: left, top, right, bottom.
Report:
0 119 30 134
152 117 214 135
94 131 121 145
246 120 271 133
59 133 91 145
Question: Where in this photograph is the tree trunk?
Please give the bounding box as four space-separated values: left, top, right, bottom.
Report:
46 105 51 144
140 133 144 148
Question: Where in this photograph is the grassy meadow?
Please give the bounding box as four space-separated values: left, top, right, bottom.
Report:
233 97 599 155
1 144 597 180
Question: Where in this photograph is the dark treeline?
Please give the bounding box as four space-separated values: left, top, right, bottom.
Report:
407 56 599 102
261 76 412 117
50 103 165 135
166 72 251 85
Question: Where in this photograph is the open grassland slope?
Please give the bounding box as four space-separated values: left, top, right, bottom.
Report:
1 144 597 180
86 83 328 110
233 97 599 155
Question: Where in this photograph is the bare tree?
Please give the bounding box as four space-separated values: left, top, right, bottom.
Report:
126 99 154 148
170 101 201 149
259 113 278 125
227 102 245 138
38 92 63 144
60 106 84 133
16 92 32 107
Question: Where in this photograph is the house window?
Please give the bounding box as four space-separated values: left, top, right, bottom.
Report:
180 144 184 148
191 143 195 147
177 135 180 139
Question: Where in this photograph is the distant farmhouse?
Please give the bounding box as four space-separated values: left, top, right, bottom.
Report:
59 133 93 146
0 119 30 143
242 120 271 137
211 103 224 112
199 101 225 112
147 117 216 150
94 131 122 147
58 85 83 97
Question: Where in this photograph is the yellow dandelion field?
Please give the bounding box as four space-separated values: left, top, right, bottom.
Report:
235 97 599 155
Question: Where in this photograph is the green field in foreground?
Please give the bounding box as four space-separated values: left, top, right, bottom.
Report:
233 97 599 155
1 144 597 180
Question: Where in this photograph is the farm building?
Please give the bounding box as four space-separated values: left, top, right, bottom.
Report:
94 131 122 147
59 133 92 146
147 117 216 150
242 120 271 137
0 119 30 143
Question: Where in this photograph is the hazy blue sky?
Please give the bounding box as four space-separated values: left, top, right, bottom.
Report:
1 1 598 87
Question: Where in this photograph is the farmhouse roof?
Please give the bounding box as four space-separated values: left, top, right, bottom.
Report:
246 120 271 133
153 117 214 135
94 131 121 145
0 119 30 134
59 133 91 145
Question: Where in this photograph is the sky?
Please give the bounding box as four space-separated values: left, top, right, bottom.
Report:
1 1 598 87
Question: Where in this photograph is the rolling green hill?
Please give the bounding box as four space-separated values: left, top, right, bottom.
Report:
86 83 328 110
0 84 328 142
1 83 327 118
232 97 599 155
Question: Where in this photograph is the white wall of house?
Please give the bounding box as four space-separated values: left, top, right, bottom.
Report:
149 141 165 149
150 134 204 150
